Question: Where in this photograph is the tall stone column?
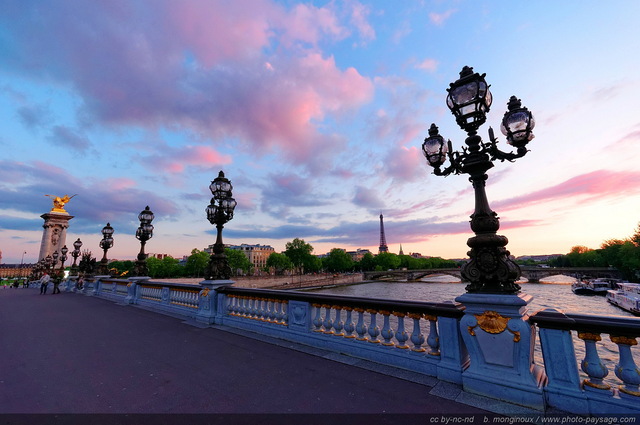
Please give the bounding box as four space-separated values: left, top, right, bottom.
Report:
38 212 74 261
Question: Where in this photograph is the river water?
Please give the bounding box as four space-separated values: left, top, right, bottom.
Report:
309 274 639 388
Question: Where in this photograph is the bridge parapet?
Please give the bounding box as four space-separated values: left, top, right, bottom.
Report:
55 274 640 414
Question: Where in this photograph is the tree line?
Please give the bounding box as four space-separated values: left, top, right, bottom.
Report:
108 237 457 279
547 223 640 281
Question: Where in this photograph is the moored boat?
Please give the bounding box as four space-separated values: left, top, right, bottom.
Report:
571 278 611 295
606 283 640 315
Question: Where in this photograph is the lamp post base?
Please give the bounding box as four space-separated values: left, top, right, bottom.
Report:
454 292 546 409
196 279 235 325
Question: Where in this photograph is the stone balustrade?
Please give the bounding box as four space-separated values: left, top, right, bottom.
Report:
43 275 640 414
530 309 640 415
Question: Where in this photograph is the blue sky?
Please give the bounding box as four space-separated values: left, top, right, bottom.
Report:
1 0 640 263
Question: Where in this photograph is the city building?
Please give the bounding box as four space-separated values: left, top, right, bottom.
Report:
346 248 372 261
226 244 275 270
0 264 34 278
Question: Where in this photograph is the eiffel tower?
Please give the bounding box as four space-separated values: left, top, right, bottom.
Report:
378 213 389 254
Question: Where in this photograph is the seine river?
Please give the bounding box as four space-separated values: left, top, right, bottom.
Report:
310 274 637 319
309 274 639 387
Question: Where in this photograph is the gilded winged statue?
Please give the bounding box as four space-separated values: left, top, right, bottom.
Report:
45 194 77 212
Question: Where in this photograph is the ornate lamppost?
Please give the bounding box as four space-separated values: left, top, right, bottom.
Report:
133 206 154 276
98 223 114 275
204 171 237 280
44 255 53 273
421 66 544 408
51 250 59 273
70 238 82 276
422 66 535 294
60 245 68 272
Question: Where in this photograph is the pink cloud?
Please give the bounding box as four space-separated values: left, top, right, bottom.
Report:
142 145 232 174
416 58 438 72
105 178 137 191
1 1 374 174
429 9 457 26
493 170 640 211
384 146 423 183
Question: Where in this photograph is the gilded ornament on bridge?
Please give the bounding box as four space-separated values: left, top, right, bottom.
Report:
200 288 210 298
424 314 438 322
610 335 638 346
583 379 611 390
578 332 601 342
475 311 509 334
619 386 640 397
468 310 520 342
45 194 76 213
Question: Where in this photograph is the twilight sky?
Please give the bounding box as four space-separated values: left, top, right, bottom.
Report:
1 0 640 264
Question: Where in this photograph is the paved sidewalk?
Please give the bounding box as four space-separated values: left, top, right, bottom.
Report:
0 288 499 420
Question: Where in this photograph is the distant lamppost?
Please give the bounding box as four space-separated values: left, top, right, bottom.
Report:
422 66 535 294
20 251 26 278
44 255 53 273
51 250 59 273
98 223 114 275
133 206 155 276
60 245 68 273
70 238 82 276
205 171 237 280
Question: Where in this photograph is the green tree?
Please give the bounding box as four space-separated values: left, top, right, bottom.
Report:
357 252 376 271
284 238 320 273
323 249 354 273
225 248 253 275
374 252 401 271
147 256 182 278
184 249 209 277
108 260 134 276
266 252 293 274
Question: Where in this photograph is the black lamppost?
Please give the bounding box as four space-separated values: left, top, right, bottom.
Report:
98 223 114 275
70 238 82 275
133 206 154 276
44 255 53 273
422 66 535 294
51 250 59 273
60 245 68 273
205 171 237 280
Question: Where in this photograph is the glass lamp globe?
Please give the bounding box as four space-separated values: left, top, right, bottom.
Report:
422 124 448 167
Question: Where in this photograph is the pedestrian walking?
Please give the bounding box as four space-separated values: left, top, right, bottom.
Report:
76 275 84 291
52 273 61 294
40 272 50 295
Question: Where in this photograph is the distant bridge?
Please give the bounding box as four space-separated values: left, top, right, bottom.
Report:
363 267 622 283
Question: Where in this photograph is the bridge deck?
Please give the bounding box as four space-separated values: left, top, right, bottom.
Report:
0 288 500 421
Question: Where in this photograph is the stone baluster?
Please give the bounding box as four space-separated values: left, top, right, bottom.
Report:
610 335 640 399
267 299 277 323
274 300 285 325
367 309 380 343
425 314 440 356
312 304 324 332
249 297 260 319
279 300 288 325
380 310 395 346
409 313 426 352
239 297 247 318
258 298 267 321
355 308 368 341
393 312 410 349
322 305 334 333
226 295 237 316
343 307 355 338
578 332 610 391
332 306 345 336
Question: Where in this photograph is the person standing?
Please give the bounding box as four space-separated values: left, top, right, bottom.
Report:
40 272 51 295
52 272 61 294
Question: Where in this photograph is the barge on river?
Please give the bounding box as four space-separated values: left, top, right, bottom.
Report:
571 278 612 296
606 282 640 315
